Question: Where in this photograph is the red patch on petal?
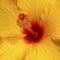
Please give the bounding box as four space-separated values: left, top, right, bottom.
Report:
22 20 45 44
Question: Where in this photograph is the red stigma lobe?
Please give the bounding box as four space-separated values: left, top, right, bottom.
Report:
18 13 26 21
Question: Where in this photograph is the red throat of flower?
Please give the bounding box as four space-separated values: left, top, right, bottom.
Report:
17 14 45 44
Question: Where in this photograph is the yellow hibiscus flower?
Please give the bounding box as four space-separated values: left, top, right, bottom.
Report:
0 0 60 60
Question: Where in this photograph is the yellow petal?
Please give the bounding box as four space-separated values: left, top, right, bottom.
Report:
0 0 60 60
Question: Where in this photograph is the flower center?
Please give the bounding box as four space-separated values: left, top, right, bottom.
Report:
17 13 45 44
